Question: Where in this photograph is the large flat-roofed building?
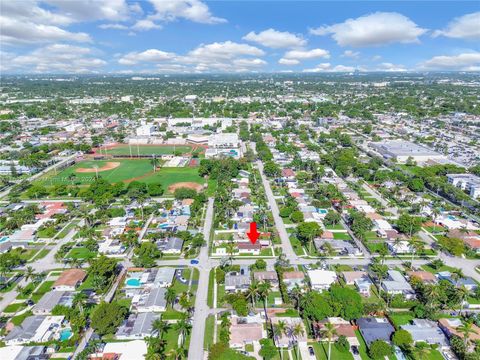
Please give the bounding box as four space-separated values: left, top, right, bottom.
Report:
206 133 241 159
369 141 445 164
447 173 480 199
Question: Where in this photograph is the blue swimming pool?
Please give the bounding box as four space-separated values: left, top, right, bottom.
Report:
0 236 9 243
126 278 141 287
318 209 328 214
59 329 72 341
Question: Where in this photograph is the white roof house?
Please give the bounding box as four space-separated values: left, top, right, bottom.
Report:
307 270 337 291
92 340 148 360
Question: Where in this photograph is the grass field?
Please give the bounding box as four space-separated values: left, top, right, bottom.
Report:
37 159 205 192
101 144 194 156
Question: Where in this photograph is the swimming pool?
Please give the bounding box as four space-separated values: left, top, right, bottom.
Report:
59 328 72 341
126 278 141 287
318 209 328 214
0 236 8 244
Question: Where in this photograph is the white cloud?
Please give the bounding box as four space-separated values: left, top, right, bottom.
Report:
119 49 176 65
342 50 360 58
148 0 226 24
377 62 407 72
283 48 330 59
433 12 480 40
278 58 300 66
3 44 106 73
310 12 427 47
117 41 266 73
45 0 131 22
187 41 264 60
0 1 92 44
132 19 162 31
99 23 129 30
303 63 355 72
420 52 480 71
243 28 306 48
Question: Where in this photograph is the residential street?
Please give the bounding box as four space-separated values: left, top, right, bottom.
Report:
188 197 215 360
256 160 297 260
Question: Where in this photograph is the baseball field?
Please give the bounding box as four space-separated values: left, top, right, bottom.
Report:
95 144 197 156
36 159 205 192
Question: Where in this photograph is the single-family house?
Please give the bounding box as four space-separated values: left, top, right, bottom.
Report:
53 269 86 291
357 317 394 347
308 270 337 292
401 319 448 346
116 312 161 340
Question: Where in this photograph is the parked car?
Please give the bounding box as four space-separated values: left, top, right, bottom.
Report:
352 346 359 355
190 259 199 265
308 346 315 357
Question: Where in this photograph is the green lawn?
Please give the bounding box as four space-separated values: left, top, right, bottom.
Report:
3 302 27 313
333 232 352 240
104 144 193 156
11 310 33 326
204 315 215 350
355 330 373 360
388 312 414 328
66 247 96 260
207 268 215 308
310 342 354 360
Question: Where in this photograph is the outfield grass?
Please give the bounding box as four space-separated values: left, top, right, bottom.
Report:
37 159 205 192
104 144 193 156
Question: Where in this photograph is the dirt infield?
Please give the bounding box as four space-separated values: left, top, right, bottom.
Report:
168 182 204 193
76 162 120 173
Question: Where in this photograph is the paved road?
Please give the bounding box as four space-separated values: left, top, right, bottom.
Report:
256 160 296 259
419 229 480 281
0 154 78 200
188 197 214 360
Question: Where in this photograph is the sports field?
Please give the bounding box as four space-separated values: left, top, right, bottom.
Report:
98 144 194 156
37 159 205 192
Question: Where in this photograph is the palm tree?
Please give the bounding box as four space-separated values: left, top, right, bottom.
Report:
152 318 170 339
456 285 469 316
424 284 440 309
175 316 192 348
73 292 89 313
289 284 303 311
225 240 236 262
246 280 260 308
151 156 160 172
165 287 176 307
457 321 476 346
273 321 287 359
321 322 337 360
290 322 305 359
259 281 272 323
24 266 35 282
169 346 187 359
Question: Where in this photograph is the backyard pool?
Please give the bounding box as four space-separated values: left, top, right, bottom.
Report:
318 209 328 214
126 278 141 287
59 328 72 341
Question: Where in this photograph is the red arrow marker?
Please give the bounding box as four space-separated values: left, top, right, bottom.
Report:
247 222 260 244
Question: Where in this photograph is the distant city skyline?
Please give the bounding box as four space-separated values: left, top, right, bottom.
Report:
1 0 479 74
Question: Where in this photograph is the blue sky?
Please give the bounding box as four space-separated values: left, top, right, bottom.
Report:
1 1 479 74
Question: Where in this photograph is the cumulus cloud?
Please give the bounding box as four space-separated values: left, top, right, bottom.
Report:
342 50 360 58
278 58 300 66
303 63 355 72
420 52 480 71
433 12 480 40
310 12 427 47
376 62 407 72
148 0 226 24
118 49 176 65
132 19 163 31
1 1 92 44
243 28 306 48
117 41 266 73
283 48 330 60
99 23 129 30
45 0 131 22
3 44 107 73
